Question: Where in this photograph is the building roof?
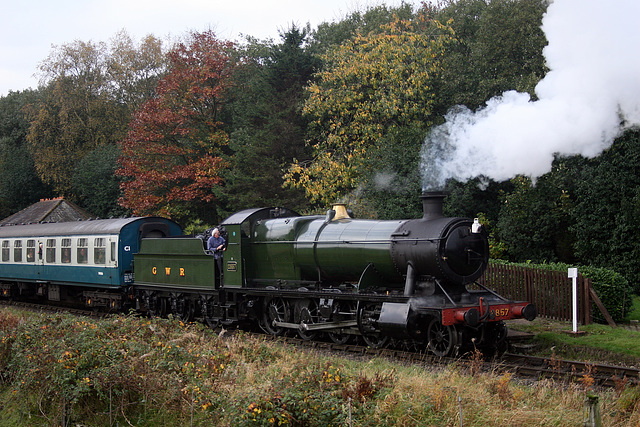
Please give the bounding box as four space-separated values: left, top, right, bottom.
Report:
0 198 92 226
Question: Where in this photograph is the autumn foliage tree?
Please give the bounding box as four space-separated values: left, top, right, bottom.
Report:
285 17 455 206
26 32 166 197
117 31 235 223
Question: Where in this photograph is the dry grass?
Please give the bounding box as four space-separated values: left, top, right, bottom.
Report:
1 307 640 426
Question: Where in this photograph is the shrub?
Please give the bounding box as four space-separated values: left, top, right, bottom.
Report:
0 312 233 425
230 362 394 426
580 265 634 323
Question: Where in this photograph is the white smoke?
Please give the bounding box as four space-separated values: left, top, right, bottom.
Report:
421 0 640 190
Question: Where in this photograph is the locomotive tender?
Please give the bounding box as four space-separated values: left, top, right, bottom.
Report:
0 193 536 356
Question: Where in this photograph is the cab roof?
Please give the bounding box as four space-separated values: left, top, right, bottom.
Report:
221 207 299 226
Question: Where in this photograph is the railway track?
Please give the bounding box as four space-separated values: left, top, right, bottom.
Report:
3 300 638 388
265 334 640 388
500 352 640 388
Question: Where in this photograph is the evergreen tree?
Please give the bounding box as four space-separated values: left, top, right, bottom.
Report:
221 26 319 214
0 90 51 218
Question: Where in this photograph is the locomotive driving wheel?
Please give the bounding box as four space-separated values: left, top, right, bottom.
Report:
328 301 354 344
295 299 320 340
169 294 196 322
357 302 389 348
261 297 290 336
427 318 458 357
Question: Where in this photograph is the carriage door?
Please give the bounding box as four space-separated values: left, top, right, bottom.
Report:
35 239 45 267
108 236 118 285
34 239 45 284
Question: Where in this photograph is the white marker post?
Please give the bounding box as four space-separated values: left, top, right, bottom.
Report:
568 268 578 333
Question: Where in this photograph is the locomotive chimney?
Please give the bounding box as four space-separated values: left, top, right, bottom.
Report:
421 191 447 221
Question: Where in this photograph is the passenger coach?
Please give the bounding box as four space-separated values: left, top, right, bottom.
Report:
0 217 181 309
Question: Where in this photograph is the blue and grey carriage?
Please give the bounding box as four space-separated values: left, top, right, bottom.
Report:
0 217 181 308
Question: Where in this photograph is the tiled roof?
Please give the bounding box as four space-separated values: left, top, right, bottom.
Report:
0 198 92 226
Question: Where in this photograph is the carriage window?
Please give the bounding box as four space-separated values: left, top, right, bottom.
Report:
94 238 106 265
13 240 22 262
46 239 56 263
26 240 35 262
77 238 88 264
1 241 9 262
61 238 71 263
111 241 116 262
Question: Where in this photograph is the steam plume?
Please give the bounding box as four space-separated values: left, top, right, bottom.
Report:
421 0 640 190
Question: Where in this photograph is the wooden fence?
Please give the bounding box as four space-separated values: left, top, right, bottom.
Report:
478 263 594 325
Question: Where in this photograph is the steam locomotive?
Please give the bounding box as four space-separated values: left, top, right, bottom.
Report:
0 193 536 357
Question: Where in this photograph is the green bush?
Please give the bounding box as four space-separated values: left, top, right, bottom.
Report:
580 265 634 323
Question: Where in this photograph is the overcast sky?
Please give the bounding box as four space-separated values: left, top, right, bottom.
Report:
0 0 415 96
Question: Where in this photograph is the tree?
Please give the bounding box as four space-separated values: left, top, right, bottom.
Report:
117 30 235 224
71 144 127 218
496 171 575 263
570 130 640 288
220 26 319 214
26 77 128 195
26 32 167 196
432 0 548 115
310 3 416 50
106 30 167 108
0 90 51 217
285 17 455 205
356 125 425 219
0 140 51 218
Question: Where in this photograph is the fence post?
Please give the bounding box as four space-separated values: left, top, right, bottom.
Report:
568 268 578 332
582 277 591 325
583 394 602 427
525 267 533 313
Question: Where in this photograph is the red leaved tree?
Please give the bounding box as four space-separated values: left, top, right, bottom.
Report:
117 30 235 222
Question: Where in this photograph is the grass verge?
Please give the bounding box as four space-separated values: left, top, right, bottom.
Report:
1 307 639 426
508 317 640 366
